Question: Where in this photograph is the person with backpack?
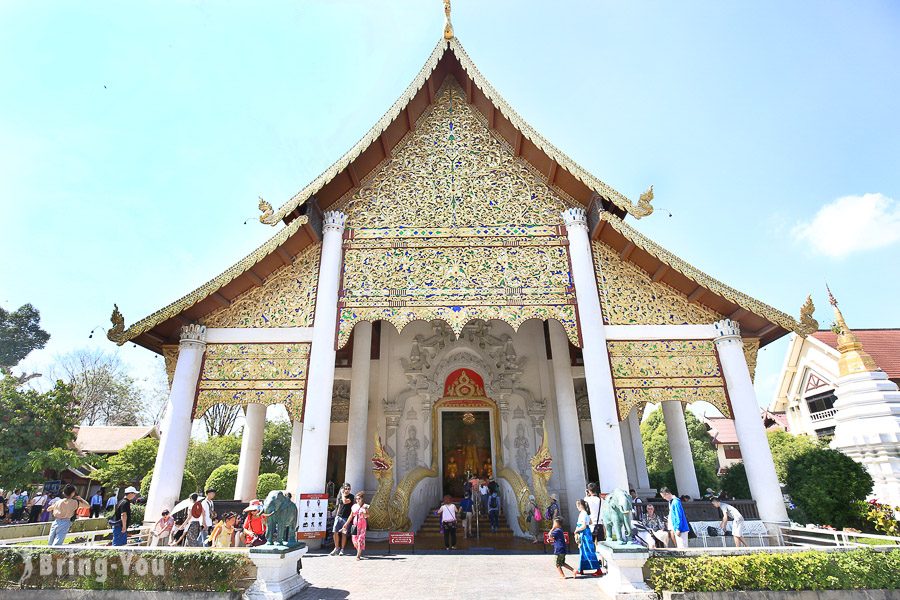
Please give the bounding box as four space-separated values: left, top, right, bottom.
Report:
12 490 26 521
527 494 542 543
184 493 204 547
546 493 561 523
487 491 501 533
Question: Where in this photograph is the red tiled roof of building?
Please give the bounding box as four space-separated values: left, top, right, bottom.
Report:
812 329 900 379
706 410 789 445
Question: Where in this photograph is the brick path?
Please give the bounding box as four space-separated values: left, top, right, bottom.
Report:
296 551 609 600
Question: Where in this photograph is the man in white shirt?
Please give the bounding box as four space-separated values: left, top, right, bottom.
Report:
199 488 216 545
29 492 47 523
583 483 603 549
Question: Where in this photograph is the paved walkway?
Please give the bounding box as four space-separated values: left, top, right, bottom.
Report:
297 552 608 600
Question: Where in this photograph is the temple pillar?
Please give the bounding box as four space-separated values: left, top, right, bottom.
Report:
627 408 652 491
548 319 589 510
715 318 789 522
144 325 207 523
344 321 373 492
286 419 303 496
619 414 639 487
296 211 347 497
562 207 629 492
661 401 701 499
234 403 267 501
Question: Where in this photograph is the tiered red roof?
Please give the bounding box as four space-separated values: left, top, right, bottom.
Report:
812 329 900 381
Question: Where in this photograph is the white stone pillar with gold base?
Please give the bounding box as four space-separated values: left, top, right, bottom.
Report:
285 419 303 496
296 211 347 500
562 207 629 493
144 325 207 524
235 403 267 501
714 318 788 523
627 407 653 493
661 400 701 499
344 320 373 492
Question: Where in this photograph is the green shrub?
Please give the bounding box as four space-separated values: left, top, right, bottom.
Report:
646 549 900 592
856 500 900 536
139 468 198 502
256 473 284 499
205 464 238 500
786 447 873 528
0 547 254 591
719 462 751 499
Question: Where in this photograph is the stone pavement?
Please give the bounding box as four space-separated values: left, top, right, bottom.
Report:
296 552 609 600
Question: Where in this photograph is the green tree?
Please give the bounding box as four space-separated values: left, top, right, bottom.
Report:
640 406 719 495
260 420 292 477
0 378 79 487
54 350 144 426
256 473 284 499
785 447 873 528
96 437 159 488
185 434 242 487
0 303 50 384
767 430 818 483
719 462 751 499
205 464 239 500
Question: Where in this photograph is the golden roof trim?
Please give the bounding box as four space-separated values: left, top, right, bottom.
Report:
108 215 308 346
599 212 800 335
263 37 652 225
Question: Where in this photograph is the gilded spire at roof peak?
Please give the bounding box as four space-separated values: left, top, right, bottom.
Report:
826 284 879 377
443 0 454 40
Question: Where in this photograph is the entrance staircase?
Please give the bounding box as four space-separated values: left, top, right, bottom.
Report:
417 507 515 541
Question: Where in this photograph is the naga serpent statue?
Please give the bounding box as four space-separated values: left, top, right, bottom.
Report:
497 421 553 533
368 433 437 531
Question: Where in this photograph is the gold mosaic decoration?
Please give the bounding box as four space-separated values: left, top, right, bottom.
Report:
742 337 760 382
195 343 310 420
593 240 721 325
202 243 321 328
162 345 179 387
336 81 579 346
607 339 731 418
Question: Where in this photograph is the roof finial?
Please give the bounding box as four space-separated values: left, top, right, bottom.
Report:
825 284 879 377
443 0 454 40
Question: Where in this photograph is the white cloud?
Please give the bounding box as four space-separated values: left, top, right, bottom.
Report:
792 193 900 258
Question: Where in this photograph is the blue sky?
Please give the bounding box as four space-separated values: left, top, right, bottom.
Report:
2 1 898 413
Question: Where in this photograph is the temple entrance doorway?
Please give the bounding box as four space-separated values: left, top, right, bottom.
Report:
440 410 493 497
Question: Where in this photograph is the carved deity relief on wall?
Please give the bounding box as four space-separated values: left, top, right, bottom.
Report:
202 243 321 328
405 425 421 472
592 241 721 326
514 422 530 478
330 381 350 423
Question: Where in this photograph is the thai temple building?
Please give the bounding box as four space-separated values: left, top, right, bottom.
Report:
109 11 811 534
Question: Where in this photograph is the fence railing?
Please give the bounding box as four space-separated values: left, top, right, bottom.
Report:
779 524 900 548
810 408 837 422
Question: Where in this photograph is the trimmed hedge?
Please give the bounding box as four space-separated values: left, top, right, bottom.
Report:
646 549 900 592
0 547 253 591
256 473 283 500
205 464 239 500
140 468 199 502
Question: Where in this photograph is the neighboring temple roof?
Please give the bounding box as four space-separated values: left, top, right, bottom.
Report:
706 410 788 444
812 329 900 379
71 426 159 455
108 34 802 352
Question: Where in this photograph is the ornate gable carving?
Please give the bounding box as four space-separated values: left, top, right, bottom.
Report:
593 241 721 326
202 243 321 328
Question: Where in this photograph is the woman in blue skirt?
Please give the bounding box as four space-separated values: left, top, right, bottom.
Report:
574 499 603 577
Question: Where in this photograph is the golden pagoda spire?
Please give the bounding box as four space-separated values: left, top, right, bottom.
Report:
443 0 454 39
826 284 879 377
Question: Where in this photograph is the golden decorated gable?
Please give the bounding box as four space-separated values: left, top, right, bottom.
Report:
592 240 722 326
202 243 321 328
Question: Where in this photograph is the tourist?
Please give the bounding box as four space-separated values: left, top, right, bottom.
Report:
574 499 603 577
584 483 602 544
712 498 746 547
170 516 188 546
210 512 237 548
111 486 138 546
150 509 175 546
48 485 89 546
199 488 217 545
487 491 500 533
479 480 490 515
460 491 474 538
105 493 117 513
527 494 542 543
28 490 47 523
342 492 369 560
550 517 574 579
660 488 690 548
330 486 354 555
436 495 459 550
89 489 104 518
0 490 6 522
546 493 561 522
638 504 669 548
241 499 267 547
12 490 26 521
333 482 351 513
630 488 644 520
40 493 56 522
184 493 204 547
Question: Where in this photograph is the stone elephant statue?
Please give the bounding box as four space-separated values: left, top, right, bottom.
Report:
262 490 298 546
600 488 634 543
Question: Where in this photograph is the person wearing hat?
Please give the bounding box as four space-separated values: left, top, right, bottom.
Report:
546 493 561 523
241 500 267 547
150 508 175 546
111 487 138 546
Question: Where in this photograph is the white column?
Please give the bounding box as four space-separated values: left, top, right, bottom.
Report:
619 415 639 487
344 321 373 492
296 211 347 496
144 325 206 523
548 319 589 510
627 408 651 490
286 419 304 495
715 318 789 522
562 208 629 492
661 401 701 499
234 403 267 501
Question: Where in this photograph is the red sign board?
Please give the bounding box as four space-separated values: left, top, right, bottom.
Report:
389 532 415 545
299 493 330 500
